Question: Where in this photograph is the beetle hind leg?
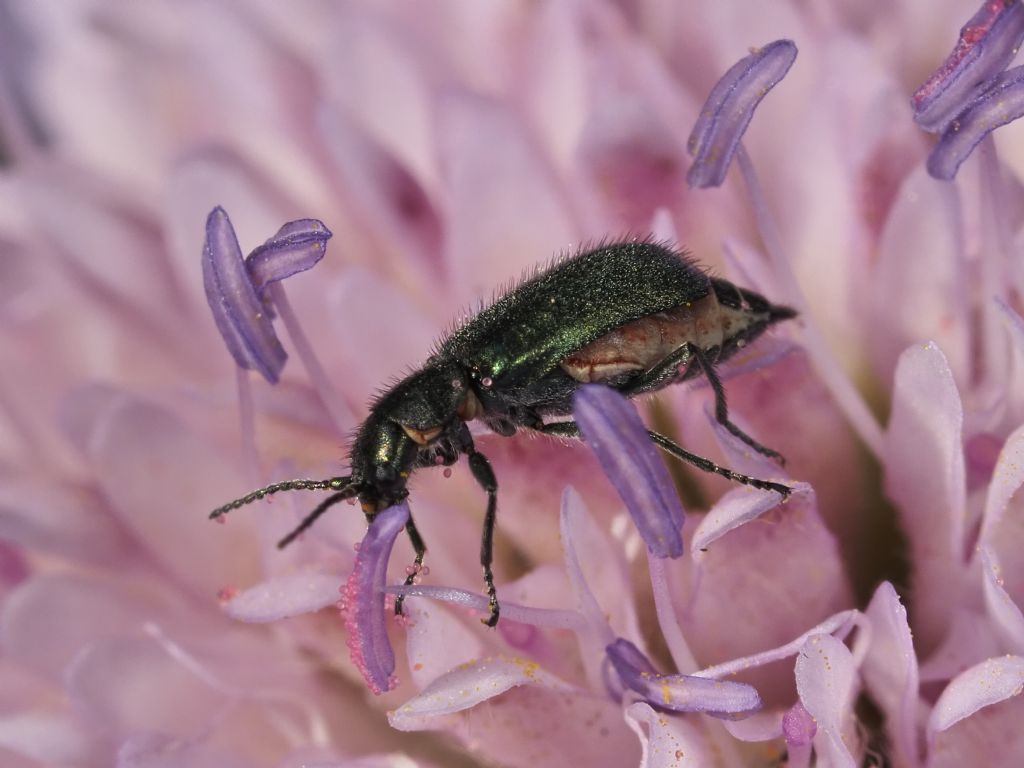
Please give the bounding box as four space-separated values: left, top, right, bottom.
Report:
689 345 786 465
535 420 791 498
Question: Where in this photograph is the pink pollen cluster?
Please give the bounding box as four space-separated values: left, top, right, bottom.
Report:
337 559 397 695
912 0 1014 106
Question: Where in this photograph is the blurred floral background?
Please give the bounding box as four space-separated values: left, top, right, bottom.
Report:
3 1 1024 766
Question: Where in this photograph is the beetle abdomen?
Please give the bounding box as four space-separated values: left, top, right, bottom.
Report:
559 291 766 383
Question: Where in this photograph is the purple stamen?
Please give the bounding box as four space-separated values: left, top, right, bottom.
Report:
926 65 1024 180
573 385 685 559
246 219 332 299
687 40 797 189
912 0 1024 133
338 502 410 695
201 207 332 384
605 638 762 718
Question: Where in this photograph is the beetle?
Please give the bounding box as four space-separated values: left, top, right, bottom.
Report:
210 240 797 626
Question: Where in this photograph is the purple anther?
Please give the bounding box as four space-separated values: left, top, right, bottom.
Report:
605 638 762 717
912 0 1024 132
927 65 1024 179
202 207 331 383
338 501 411 695
687 40 798 188
246 219 332 299
573 385 685 559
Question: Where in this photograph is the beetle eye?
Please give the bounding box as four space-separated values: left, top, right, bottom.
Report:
401 424 443 445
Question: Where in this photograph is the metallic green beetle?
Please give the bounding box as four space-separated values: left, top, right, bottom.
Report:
211 240 796 626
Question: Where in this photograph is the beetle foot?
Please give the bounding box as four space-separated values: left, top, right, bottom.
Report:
482 600 500 628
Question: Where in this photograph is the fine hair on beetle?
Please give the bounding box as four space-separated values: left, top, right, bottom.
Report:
210 238 798 626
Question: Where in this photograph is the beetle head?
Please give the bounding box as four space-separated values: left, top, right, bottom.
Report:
350 363 475 512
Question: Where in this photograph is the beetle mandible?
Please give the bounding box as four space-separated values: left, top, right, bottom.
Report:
210 240 797 626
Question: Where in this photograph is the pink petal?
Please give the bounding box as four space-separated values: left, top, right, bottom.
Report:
22 175 172 317
979 547 1024 652
623 702 714 767
61 385 262 595
438 92 576 301
518 1 588 172
318 105 442 272
576 48 685 230
326 268 439 401
677 487 853 701
862 582 920 767
66 635 226 737
883 342 967 648
928 655 1024 735
794 634 858 768
870 173 970 385
117 732 249 768
326 9 437 190
980 423 1024 543
918 608 1002 684
926 689 1024 767
690 483 802 557
975 428 1024 631
0 541 28 599
560 486 635 649
389 657 572 725
0 475 133 566
693 609 857 680
390 658 637 767
401 597 485 690
0 573 164 682
0 712 99 766
223 572 342 623
720 709 785 742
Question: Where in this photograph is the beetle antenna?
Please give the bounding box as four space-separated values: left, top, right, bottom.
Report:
208 476 354 520
276 485 360 549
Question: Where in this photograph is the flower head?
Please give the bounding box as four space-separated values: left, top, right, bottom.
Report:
3 2 1024 766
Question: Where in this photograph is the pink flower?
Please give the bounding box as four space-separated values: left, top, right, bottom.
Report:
3 1 1024 766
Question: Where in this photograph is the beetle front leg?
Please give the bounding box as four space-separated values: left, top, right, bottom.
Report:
395 516 427 617
688 344 786 464
450 424 501 626
467 450 500 627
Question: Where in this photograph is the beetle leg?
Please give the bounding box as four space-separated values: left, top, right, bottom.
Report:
535 420 791 498
467 450 501 627
276 486 360 549
395 516 428 617
451 422 501 626
688 345 786 465
618 343 693 396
